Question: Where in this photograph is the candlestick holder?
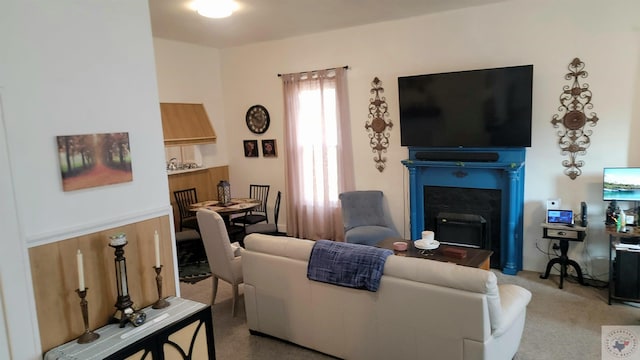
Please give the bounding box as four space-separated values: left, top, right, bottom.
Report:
76 288 100 344
109 233 146 328
152 265 170 309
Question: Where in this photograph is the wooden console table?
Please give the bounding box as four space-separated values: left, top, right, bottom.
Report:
44 297 215 360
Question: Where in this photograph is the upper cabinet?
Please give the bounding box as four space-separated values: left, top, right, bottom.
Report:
160 103 217 146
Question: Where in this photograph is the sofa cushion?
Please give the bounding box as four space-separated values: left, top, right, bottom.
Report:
383 255 503 331
344 226 400 246
244 234 314 261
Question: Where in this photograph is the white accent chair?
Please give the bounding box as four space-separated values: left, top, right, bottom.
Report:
196 208 243 316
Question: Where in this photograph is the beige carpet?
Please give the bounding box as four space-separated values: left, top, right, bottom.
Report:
180 270 640 360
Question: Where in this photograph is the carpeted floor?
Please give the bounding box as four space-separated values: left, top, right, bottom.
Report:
180 269 640 360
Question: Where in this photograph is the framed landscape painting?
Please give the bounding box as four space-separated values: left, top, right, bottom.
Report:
57 132 133 191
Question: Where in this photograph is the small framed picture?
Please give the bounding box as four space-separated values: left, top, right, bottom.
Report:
243 140 258 157
262 139 277 157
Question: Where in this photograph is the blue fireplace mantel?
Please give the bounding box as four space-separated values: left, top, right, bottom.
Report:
402 147 526 275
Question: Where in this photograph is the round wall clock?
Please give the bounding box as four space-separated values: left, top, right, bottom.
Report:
245 105 270 134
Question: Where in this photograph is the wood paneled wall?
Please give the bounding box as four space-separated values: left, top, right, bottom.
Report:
29 215 176 353
168 165 229 231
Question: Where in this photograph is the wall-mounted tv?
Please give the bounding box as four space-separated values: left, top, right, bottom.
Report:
603 167 640 201
398 65 533 148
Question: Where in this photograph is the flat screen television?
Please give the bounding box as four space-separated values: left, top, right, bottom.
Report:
398 65 533 148
603 167 640 201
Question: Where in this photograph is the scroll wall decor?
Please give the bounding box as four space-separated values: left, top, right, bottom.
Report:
551 58 599 180
365 77 393 172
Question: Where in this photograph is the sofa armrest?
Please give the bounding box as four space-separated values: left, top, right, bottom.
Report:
493 284 532 336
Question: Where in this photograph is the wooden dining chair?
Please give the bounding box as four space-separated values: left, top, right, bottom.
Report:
246 191 284 236
173 188 199 232
233 184 270 228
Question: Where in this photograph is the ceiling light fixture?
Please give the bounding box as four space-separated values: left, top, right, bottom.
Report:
193 0 238 19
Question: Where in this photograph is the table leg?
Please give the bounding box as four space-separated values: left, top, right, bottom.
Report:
539 239 584 289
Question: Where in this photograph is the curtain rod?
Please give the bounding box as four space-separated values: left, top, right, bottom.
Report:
277 65 349 77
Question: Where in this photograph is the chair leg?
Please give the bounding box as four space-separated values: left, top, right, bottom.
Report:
211 276 219 305
231 284 239 317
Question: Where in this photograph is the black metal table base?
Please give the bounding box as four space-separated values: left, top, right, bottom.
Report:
540 239 585 289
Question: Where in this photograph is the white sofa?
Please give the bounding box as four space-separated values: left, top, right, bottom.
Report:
242 234 532 360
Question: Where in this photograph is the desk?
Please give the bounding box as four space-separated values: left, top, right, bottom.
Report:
376 238 493 270
44 297 215 360
539 223 586 289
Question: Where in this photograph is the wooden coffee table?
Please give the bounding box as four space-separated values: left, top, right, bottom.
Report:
376 238 493 270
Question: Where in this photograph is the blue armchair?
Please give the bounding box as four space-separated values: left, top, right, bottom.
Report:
339 190 401 246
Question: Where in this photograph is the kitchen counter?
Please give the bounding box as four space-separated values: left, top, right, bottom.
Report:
167 167 209 176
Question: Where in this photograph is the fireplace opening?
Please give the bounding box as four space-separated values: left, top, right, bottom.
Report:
437 212 486 248
425 186 501 269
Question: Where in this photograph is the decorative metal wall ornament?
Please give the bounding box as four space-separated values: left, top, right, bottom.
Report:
365 77 393 172
551 58 599 180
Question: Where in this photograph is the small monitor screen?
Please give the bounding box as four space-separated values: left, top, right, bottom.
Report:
547 210 574 225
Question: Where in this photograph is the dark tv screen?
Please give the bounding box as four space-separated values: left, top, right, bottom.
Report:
603 167 640 201
398 65 533 148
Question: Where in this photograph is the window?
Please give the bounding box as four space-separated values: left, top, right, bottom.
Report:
281 68 354 240
297 87 339 204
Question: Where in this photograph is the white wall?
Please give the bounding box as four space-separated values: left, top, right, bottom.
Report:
217 0 640 278
0 93 37 360
0 1 168 357
2 1 170 246
153 38 230 168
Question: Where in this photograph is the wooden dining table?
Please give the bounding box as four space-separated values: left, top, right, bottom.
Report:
189 198 260 217
190 198 260 232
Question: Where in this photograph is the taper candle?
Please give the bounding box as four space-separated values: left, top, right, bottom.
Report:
154 231 161 267
77 249 85 291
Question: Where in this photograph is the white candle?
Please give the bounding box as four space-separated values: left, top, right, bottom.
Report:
154 231 161 267
77 249 85 291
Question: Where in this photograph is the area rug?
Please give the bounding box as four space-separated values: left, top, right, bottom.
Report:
179 260 212 284
177 239 211 284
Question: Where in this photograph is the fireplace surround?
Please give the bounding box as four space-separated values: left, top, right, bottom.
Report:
402 147 526 274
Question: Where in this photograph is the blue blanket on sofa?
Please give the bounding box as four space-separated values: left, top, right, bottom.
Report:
307 240 393 292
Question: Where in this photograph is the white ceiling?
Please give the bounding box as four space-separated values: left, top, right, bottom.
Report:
149 0 510 49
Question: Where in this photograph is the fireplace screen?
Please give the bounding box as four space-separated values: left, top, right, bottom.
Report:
425 186 501 268
437 212 486 248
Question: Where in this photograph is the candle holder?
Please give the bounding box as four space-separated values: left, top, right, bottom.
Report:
76 288 100 344
152 266 170 309
109 233 146 328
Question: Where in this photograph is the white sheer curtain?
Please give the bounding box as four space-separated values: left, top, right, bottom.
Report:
281 67 355 240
